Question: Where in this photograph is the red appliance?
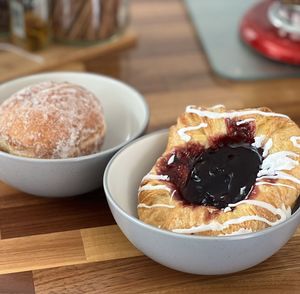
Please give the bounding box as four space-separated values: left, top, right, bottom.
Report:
240 0 300 65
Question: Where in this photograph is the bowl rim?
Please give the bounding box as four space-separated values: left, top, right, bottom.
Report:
0 72 149 162
104 128 300 241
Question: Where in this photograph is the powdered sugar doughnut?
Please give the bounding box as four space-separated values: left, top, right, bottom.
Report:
0 81 106 159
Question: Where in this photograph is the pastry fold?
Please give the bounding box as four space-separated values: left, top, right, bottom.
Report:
138 105 300 236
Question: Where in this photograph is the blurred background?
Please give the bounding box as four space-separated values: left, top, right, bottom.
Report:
0 0 300 125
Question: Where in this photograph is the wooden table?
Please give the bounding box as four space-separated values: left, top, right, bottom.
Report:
1 0 300 293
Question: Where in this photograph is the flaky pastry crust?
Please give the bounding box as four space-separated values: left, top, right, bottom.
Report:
138 105 300 236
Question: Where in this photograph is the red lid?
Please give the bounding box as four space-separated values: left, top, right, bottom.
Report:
240 0 300 65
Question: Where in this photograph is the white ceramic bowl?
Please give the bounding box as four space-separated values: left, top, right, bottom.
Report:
0 72 149 197
104 129 300 275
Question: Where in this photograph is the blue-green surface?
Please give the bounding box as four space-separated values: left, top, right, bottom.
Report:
184 0 300 80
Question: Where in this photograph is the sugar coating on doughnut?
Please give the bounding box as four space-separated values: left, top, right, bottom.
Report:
0 81 106 159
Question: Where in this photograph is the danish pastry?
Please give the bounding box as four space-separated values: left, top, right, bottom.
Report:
0 81 106 159
138 105 300 236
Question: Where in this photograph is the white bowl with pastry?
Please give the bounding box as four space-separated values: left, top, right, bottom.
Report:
0 72 149 197
104 105 300 275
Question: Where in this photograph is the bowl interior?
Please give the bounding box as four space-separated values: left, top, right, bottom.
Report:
106 129 168 216
0 72 148 153
105 130 300 275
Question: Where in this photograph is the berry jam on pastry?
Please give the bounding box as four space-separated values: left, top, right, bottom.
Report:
181 143 262 209
138 105 300 236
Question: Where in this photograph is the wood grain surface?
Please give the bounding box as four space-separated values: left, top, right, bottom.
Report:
0 30 136 84
1 0 300 293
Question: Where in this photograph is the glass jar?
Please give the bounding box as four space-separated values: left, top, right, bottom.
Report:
9 0 50 51
51 0 129 45
0 0 9 37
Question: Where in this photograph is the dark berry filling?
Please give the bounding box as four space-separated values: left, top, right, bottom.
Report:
156 119 263 209
181 144 262 208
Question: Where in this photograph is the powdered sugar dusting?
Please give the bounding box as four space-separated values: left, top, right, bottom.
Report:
0 81 106 159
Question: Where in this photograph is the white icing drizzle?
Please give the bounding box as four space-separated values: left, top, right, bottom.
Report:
262 138 273 158
255 150 300 187
211 104 225 109
138 203 175 209
172 200 290 234
291 136 300 148
142 174 170 181
172 215 265 234
257 151 299 178
236 118 255 126
228 199 290 216
170 190 176 200
177 123 208 142
223 207 232 213
138 185 171 194
186 105 289 119
168 154 175 165
220 228 253 236
258 172 300 185
256 181 296 190
140 106 298 236
252 135 266 148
